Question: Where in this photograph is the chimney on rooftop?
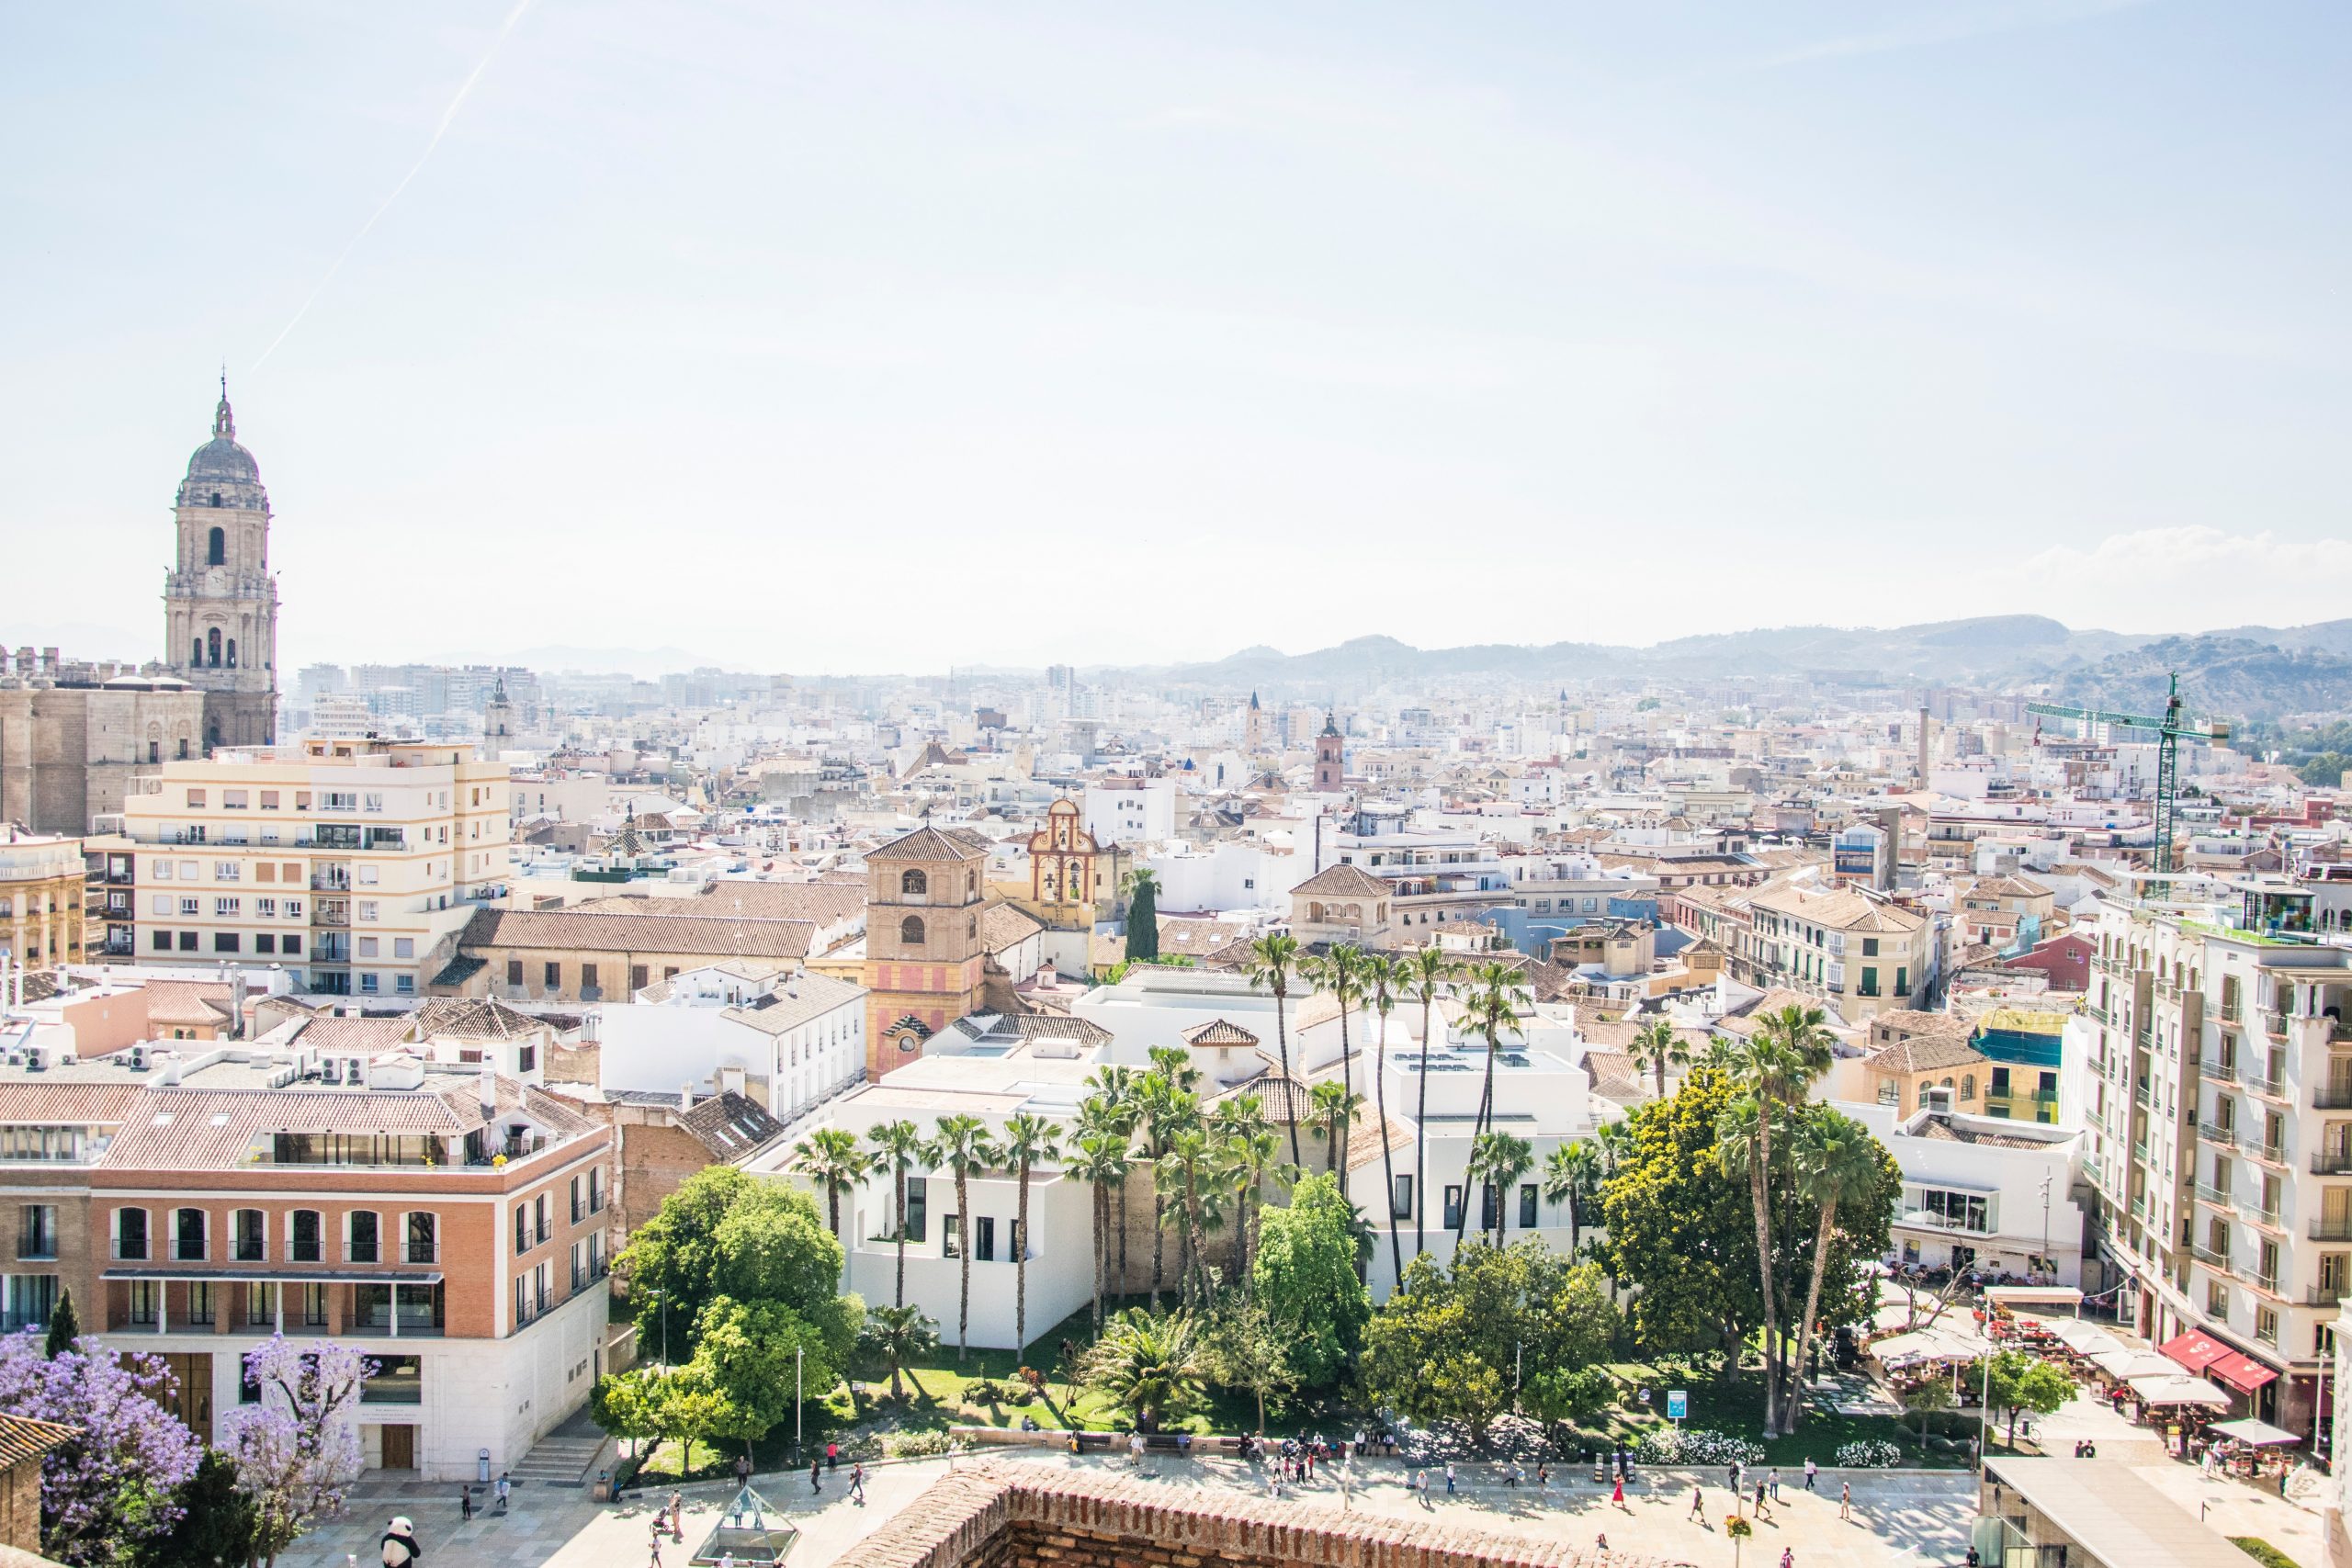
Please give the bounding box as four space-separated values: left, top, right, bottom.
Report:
477 1065 497 1119
158 1052 181 1087
680 1080 695 1112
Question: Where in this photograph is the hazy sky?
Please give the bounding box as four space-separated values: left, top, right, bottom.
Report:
4 2 2347 674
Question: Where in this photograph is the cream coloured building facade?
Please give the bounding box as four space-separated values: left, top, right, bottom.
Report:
0 828 87 970
124 739 511 998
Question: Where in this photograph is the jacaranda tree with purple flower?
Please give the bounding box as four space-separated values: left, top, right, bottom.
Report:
0 1326 200 1565
217 1335 372 1568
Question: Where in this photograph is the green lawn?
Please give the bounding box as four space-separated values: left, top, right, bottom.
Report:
1578 1359 1978 1469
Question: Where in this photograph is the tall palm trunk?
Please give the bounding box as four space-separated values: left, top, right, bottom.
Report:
1274 983 1302 1170
1150 1177 1167 1312
1013 1156 1032 1359
1784 1198 1839 1436
1747 1119 1780 1430
1455 1034 1498 1255
893 1165 909 1309
1090 1180 1106 1330
1335 1005 1354 1200
1116 1177 1130 1305
1415 995 1433 1263
1374 1006 1404 1292
955 1168 973 1363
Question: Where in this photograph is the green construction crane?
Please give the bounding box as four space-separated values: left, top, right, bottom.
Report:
2025 673 2230 875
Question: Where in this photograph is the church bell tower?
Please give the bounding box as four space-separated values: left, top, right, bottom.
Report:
164 378 280 750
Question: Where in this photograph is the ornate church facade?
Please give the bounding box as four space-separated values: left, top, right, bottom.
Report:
164 379 281 750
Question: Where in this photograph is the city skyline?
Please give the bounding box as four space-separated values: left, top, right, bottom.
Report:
5 2 2348 671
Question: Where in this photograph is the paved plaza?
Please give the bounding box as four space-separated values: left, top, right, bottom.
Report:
275 1388 2333 1568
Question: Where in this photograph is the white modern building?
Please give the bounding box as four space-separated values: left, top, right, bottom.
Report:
1845 1098 2087 1285
598 960 865 1122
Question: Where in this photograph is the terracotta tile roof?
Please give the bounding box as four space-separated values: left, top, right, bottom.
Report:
458 907 816 961
94 1077 598 1171
981 903 1046 953
410 998 546 1041
0 1414 76 1472
870 825 989 863
1911 1118 2048 1150
1289 863 1393 898
141 980 234 1028
294 1016 415 1054
679 1090 786 1161
1180 1020 1260 1048
0 1079 150 1126
571 880 865 926
1871 1033 1989 1075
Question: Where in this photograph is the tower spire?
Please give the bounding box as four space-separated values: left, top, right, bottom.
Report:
214 369 235 440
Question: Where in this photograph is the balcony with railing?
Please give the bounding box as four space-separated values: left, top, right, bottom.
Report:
2314 1149 2352 1176
2311 1218 2352 1242
2198 1121 2238 1147
2191 1241 2231 1269
2311 1284 2350 1307
2244 1134 2290 1168
2199 1057 2239 1086
2317 1083 2352 1111
2245 1070 2291 1102
2238 1195 2285 1230
2193 1183 2233 1209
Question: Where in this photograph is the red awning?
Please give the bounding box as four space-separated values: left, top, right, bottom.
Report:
2210 1351 2279 1393
2162 1331 2231 1371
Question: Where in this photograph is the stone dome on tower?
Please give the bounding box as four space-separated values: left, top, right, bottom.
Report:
175 378 268 509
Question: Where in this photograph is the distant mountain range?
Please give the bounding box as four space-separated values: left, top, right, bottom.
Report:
1131 617 2352 719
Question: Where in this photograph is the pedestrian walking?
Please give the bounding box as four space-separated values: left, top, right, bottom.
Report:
1688 1484 1704 1520
1804 1457 1817 1492
849 1464 866 1505
1610 1474 1625 1510
1536 1462 1550 1492
669 1492 684 1542
1754 1479 1770 1519
494 1473 511 1515
649 1519 664 1568
736 1453 752 1488
1839 1481 1850 1521
809 1459 822 1495
1769 1467 1781 1502
458 1488 472 1524
1444 1462 1457 1496
1781 1551 1794 1568
1728 1460 1743 1499
826 1440 839 1472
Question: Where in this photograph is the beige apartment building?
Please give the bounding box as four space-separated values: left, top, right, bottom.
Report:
2081 881 2352 1434
0 828 87 970
1742 882 1931 1024
123 739 510 998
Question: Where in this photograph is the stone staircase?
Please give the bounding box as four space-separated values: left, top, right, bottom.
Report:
505 1427 609 1486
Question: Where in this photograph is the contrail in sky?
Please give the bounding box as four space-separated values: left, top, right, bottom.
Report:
253 0 535 370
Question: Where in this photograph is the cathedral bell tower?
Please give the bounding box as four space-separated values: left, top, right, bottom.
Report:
1314 711 1345 792
164 378 280 751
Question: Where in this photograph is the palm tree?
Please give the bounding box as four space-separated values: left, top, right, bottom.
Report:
1784 1109 1883 1434
1242 932 1305 1169
1629 1015 1690 1100
1458 960 1531 1201
1306 1079 1360 1175
1400 946 1458 1263
927 1113 998 1363
865 1119 927 1309
1542 1138 1602 1258
1081 1067 1140 1301
1720 1003 1836 1428
864 1303 938 1404
1080 1307 1207 1430
998 1111 1061 1359
1215 1116 1292 1304
1304 944 1371 1196
1134 1068 1200 1311
1364 952 1408 1289
1159 1127 1219 1309
789 1127 873 1291
1067 1132 1129 1330
1470 1131 1535 1247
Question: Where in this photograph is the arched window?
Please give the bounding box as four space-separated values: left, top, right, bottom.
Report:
225 638 236 668
900 915 925 945
206 627 222 667
900 869 927 897
1961 1074 1976 1100
207 526 225 565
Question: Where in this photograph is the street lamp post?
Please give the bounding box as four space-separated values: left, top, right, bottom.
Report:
2040 1173 2052 1286
796 1344 806 1466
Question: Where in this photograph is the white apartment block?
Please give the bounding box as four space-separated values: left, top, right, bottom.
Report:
124 739 511 999
2078 882 2352 1433
598 960 866 1122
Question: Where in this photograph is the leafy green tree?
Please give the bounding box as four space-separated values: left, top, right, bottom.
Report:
860 1303 938 1404
707 1186 846 1322
865 1119 928 1308
134 1451 257 1568
1080 1308 1206 1428
1983 1349 2075 1446
927 1113 997 1362
44 1287 79 1359
616 1168 830 1359
1359 1240 1617 1440
1251 1173 1372 1390
1600 1067 1765 1365
694 1294 860 1439
1205 1297 1300 1433
1525 1364 1615 1430
1123 868 1160 962
1900 1374 1955 1446
642 1362 733 1478
590 1367 662 1459
1241 933 1305 1168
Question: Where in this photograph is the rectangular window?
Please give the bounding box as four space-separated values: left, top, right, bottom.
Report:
1480 1183 1499 1232
1391 1174 1413 1220
233 1209 266 1261
571 1176 584 1225
513 1275 529 1325
291 1211 321 1262
255 934 276 954
215 897 241 917
152 930 173 952
943 1214 961 1259
128 1280 159 1325
17 1204 58 1260
404 1212 436 1264
393 937 414 959
507 960 525 987
174 1207 207 1260
214 861 238 880
975 1216 996 1262
1895 967 1908 995
282 933 300 954
356 901 378 921
535 1193 550 1245
1862 937 1879 957
247 1281 276 1328
630 964 649 990
590 1167 606 1213
187 1281 215 1326
255 897 276 917
259 790 279 810
544 962 560 988
514 1204 531 1255
179 897 199 916
582 963 599 991
357 937 379 958
187 790 206 809
301 1282 328 1326
153 861 172 881
1442 1185 1464 1231
213 932 240 953
1519 1183 1539 1229
347 1210 379 1264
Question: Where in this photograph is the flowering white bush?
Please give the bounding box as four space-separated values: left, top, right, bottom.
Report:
1835 1439 1902 1469
1632 1427 1766 1466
